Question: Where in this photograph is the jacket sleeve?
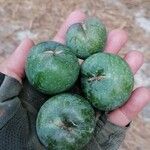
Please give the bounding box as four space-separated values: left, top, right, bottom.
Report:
0 73 22 129
85 112 128 150
0 73 45 150
0 72 128 150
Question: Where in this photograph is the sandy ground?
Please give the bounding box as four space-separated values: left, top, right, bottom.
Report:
0 0 150 149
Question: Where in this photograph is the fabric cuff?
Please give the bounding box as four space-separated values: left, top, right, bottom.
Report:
85 112 129 150
0 72 22 129
95 112 128 150
97 112 129 133
0 72 22 101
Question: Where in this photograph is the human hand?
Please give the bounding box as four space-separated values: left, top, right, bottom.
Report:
0 9 149 130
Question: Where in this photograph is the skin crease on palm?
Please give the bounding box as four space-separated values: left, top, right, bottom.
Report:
0 10 150 127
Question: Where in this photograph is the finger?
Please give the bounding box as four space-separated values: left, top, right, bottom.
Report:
124 50 144 74
53 10 86 44
105 29 128 54
108 87 150 127
0 38 34 82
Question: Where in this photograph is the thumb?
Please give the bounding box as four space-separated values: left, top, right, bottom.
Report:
0 38 34 82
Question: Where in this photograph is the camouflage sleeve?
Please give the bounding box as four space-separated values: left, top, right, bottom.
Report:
85 112 128 150
0 73 45 150
0 73 128 150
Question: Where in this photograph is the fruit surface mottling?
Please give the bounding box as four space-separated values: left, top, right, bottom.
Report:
81 53 134 111
66 17 107 59
25 41 80 95
36 93 96 150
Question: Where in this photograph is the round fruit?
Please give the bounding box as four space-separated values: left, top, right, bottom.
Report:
25 41 80 95
81 53 134 111
66 17 107 59
36 93 96 150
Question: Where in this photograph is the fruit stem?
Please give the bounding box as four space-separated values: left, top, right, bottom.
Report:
81 23 86 31
88 75 105 81
55 50 63 55
81 23 87 36
44 50 63 55
52 119 77 132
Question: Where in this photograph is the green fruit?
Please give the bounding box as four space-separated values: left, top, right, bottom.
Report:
36 93 96 150
81 53 134 111
66 17 107 59
25 41 80 95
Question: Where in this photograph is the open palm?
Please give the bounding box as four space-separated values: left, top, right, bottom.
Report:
0 10 149 127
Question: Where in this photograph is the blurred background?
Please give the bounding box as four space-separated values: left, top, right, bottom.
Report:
0 0 149 149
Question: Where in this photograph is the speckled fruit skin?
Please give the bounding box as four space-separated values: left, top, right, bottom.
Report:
66 17 107 59
36 93 96 150
81 53 134 111
25 41 80 95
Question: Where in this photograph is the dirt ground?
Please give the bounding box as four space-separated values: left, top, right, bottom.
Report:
0 0 150 149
